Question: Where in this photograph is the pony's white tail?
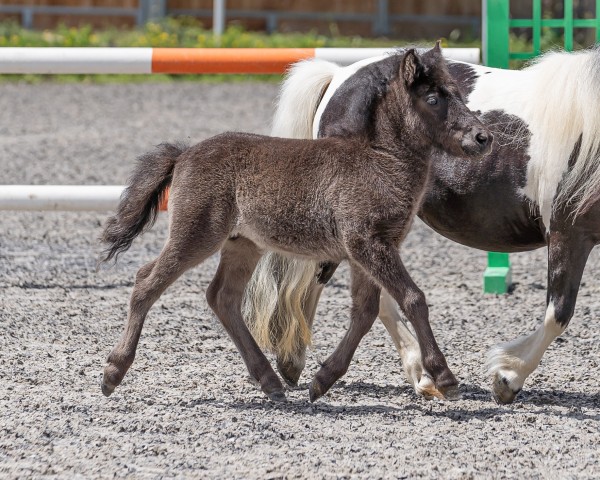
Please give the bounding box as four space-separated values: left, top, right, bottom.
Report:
242 58 340 361
523 48 600 224
270 59 340 138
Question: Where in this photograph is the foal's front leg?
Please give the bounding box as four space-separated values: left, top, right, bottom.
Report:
347 238 459 398
309 266 381 401
487 229 594 403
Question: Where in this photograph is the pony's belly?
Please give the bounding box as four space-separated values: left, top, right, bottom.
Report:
418 209 546 252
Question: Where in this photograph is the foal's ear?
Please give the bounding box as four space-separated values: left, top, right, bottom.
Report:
401 49 423 87
434 40 442 54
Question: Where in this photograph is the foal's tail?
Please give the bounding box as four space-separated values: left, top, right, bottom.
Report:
242 58 340 362
99 142 188 263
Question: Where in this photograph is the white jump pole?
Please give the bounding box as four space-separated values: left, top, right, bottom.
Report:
316 47 480 65
0 185 125 211
0 48 153 74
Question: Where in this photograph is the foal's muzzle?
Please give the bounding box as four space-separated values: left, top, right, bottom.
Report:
461 127 493 157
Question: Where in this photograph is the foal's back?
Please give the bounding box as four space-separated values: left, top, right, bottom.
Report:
170 132 410 260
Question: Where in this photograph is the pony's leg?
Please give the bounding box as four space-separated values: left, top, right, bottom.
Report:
275 261 337 386
309 265 381 401
276 280 324 386
207 238 286 401
243 253 323 386
346 239 459 398
102 238 219 397
487 230 594 403
378 291 444 399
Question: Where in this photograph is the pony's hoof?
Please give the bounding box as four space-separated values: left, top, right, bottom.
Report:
441 385 462 401
267 390 287 402
276 362 302 388
308 380 324 403
415 374 461 401
491 374 521 404
415 374 444 400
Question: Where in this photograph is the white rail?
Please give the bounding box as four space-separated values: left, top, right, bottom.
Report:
0 185 125 211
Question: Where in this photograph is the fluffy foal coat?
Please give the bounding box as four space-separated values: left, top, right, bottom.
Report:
100 45 491 402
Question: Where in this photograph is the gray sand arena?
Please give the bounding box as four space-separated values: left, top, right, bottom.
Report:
1 82 598 479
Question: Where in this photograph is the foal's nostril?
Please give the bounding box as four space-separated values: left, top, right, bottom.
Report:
475 132 489 145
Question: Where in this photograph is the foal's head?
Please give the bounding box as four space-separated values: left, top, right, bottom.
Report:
396 43 493 157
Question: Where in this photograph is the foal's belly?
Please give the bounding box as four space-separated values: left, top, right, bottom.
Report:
232 217 347 262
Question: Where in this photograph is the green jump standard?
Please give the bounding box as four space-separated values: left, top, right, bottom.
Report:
483 252 512 294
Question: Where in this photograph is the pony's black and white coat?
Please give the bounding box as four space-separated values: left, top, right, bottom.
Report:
244 48 600 403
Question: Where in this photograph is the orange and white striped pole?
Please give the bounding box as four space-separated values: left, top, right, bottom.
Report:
0 47 480 74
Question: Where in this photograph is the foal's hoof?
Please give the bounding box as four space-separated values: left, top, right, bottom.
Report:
267 390 287 402
491 374 521 404
308 380 325 403
100 375 115 397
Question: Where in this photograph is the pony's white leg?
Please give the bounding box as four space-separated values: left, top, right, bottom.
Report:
488 229 593 403
487 302 564 403
378 291 446 400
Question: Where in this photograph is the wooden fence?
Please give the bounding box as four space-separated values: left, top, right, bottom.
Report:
0 0 482 39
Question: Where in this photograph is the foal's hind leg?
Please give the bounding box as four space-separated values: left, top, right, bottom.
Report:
309 265 381 402
207 238 286 401
102 238 219 396
487 229 594 403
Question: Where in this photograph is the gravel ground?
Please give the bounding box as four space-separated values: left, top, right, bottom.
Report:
1 82 598 479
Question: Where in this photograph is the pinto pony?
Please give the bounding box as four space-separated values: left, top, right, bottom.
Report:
99 45 492 402
243 47 600 404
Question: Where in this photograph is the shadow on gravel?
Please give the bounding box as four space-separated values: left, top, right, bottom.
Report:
216 398 417 418
521 389 600 412
198 381 600 422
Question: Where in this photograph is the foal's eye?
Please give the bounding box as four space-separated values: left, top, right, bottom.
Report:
426 96 438 106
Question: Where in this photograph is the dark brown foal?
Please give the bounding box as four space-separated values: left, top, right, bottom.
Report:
100 45 492 402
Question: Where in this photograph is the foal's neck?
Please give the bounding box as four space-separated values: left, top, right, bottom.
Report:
370 89 433 162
